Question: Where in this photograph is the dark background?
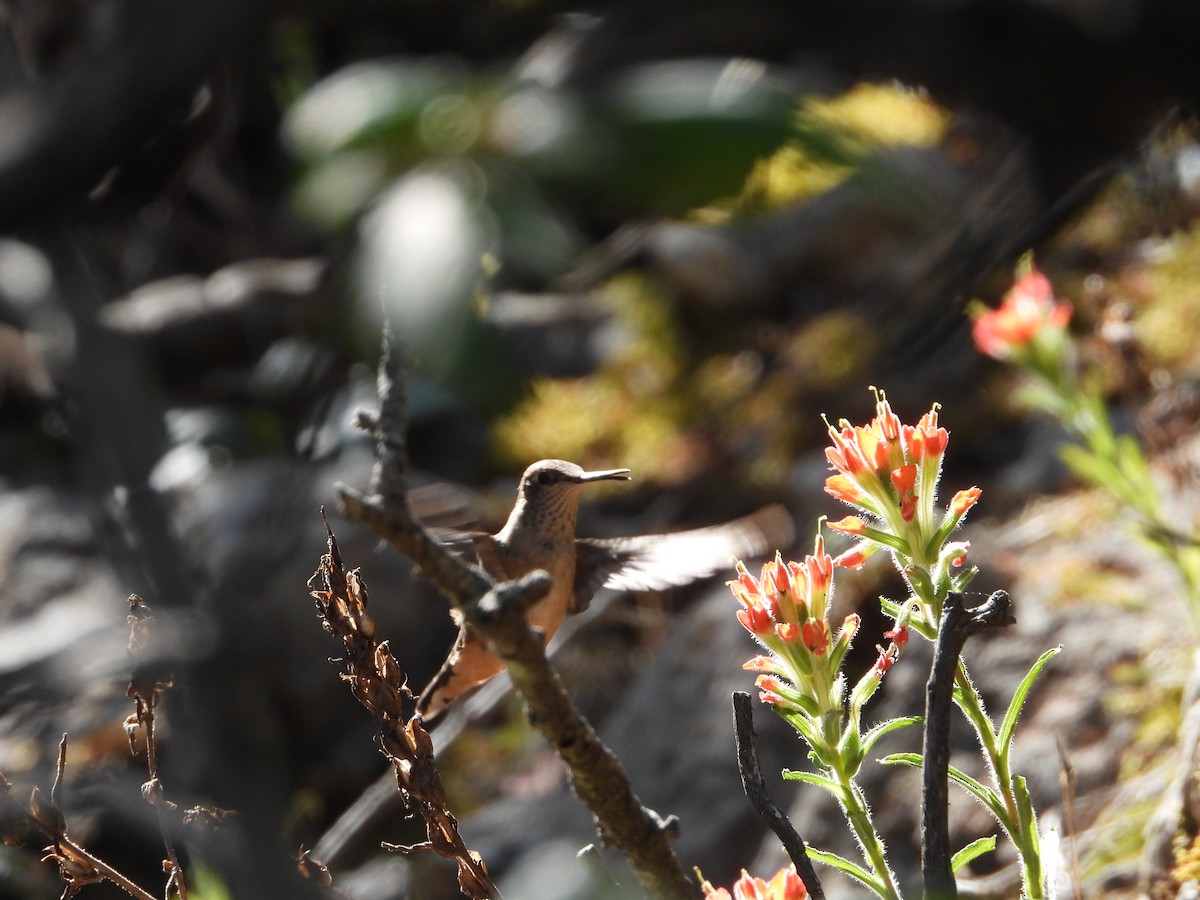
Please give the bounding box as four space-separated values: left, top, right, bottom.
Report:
2 1 1200 897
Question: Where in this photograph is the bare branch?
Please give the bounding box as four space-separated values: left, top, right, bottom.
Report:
922 591 1014 898
732 692 825 900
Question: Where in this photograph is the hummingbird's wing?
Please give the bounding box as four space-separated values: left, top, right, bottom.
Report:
421 529 510 609
570 503 794 613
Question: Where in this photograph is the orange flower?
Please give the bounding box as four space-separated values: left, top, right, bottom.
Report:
776 622 800 643
755 675 788 705
801 619 830 655
904 407 948 462
890 464 917 493
824 473 866 506
972 266 1071 359
872 643 900 676
950 486 982 517
828 515 868 536
834 544 872 569
838 613 861 643
742 656 775 672
883 625 909 651
702 867 808 900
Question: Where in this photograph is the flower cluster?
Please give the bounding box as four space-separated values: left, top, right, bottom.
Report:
700 866 808 900
731 538 859 719
730 532 912 783
823 392 979 622
971 265 1071 361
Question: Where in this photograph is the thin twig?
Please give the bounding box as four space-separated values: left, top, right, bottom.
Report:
922 591 1014 899
125 594 189 900
26 734 160 900
334 338 696 899
731 692 825 900
1056 737 1083 900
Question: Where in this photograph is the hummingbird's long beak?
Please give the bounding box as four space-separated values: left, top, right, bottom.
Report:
576 467 632 483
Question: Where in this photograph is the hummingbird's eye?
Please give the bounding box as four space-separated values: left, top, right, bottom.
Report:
533 470 554 486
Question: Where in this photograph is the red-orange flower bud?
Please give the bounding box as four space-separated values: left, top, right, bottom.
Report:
891 463 917 493
756 675 786 705
951 486 982 516
838 613 861 642
834 545 870 569
883 625 910 651
824 474 865 505
828 515 868 536
737 605 772 637
801 619 830 655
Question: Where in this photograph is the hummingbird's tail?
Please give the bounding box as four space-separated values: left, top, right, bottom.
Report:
417 629 507 722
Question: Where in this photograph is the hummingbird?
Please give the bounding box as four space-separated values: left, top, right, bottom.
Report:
417 459 793 721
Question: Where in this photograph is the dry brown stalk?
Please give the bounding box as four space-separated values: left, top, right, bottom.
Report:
124 593 189 900
308 521 500 900
11 734 160 900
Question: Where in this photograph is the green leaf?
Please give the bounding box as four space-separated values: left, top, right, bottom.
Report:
1013 776 1046 893
878 597 936 640
945 766 1010 828
778 710 823 748
951 836 996 873
805 848 889 897
578 60 796 215
284 59 466 162
997 646 1062 757
1058 444 1120 492
1013 776 1040 850
838 726 863 772
860 716 922 756
783 769 842 798
879 597 903 617
949 565 979 594
880 755 1012 830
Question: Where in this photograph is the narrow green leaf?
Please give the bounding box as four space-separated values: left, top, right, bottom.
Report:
805 848 888 896
783 769 842 798
881 754 1013 830
1013 776 1046 894
1058 444 1119 491
951 836 996 873
997 646 1062 756
946 766 1011 829
949 565 979 593
860 716 922 756
1013 776 1040 849
779 711 823 748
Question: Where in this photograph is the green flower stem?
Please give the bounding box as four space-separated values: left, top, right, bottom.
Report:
829 763 901 900
1036 365 1200 625
952 664 1016 823
806 718 898 899
951 662 1044 900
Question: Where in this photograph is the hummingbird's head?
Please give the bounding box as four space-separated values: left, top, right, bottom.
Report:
521 459 632 491
505 459 632 537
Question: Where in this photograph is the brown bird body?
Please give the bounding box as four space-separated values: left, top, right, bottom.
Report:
417 459 792 721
